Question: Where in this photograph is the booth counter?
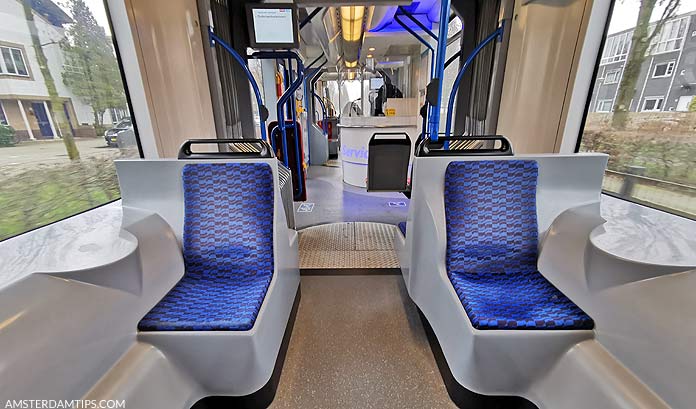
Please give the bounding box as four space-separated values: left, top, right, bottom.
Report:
338 115 418 188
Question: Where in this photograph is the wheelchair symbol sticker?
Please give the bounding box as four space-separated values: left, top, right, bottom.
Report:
297 203 315 213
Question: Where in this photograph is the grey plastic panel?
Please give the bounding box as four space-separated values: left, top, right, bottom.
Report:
309 123 329 165
278 163 296 229
0 210 185 402
538 197 696 408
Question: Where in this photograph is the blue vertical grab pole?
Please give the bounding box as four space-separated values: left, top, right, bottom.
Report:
427 0 452 142
207 27 267 143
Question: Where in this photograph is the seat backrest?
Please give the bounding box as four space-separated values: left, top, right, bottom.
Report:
444 160 539 275
182 162 275 278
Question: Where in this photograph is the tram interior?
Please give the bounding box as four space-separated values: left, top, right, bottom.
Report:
0 0 695 408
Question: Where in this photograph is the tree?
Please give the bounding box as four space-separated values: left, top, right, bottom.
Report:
21 0 79 159
61 0 127 132
612 0 680 129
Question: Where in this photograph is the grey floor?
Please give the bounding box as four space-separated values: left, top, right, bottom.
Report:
270 275 456 409
293 165 410 229
271 165 454 407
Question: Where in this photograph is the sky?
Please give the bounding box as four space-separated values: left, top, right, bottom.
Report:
609 0 696 33
57 0 112 30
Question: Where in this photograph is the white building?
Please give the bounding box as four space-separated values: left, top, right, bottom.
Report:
0 0 125 141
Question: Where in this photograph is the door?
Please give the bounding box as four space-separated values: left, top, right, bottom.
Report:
31 102 53 138
676 95 694 112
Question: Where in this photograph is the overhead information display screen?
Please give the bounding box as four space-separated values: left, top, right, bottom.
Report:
247 4 299 49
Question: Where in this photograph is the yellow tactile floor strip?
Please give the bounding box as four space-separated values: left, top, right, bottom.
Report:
299 222 400 269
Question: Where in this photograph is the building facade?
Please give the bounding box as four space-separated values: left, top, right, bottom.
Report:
0 0 124 141
589 10 696 113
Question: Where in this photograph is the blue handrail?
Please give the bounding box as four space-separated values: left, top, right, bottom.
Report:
313 92 328 136
251 51 305 176
288 59 299 159
310 66 327 135
252 52 305 199
208 27 267 142
287 59 305 199
397 6 438 41
444 24 504 138
427 0 452 142
304 64 326 164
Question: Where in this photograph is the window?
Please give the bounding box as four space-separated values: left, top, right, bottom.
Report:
596 99 613 112
641 97 664 111
0 0 141 241
601 31 632 64
0 46 29 77
652 61 675 77
604 69 621 84
110 107 129 122
0 101 7 125
578 3 696 220
649 16 689 54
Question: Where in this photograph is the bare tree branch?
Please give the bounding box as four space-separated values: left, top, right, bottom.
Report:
647 0 681 45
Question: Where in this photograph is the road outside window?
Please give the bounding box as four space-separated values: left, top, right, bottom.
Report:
0 0 140 241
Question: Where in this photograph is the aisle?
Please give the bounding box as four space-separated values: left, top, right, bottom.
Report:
294 165 409 229
270 275 456 409
299 222 400 271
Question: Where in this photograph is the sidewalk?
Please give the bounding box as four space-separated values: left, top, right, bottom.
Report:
0 138 123 177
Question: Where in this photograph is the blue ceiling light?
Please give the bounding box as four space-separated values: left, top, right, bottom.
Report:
369 0 441 34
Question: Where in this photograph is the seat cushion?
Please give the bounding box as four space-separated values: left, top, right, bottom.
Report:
398 221 407 237
139 162 275 331
449 271 594 330
444 160 593 330
138 272 273 331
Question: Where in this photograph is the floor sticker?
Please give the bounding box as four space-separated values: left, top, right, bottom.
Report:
388 201 407 208
298 202 315 213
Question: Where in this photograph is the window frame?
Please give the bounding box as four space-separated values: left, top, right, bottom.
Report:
575 0 694 221
0 45 30 77
649 16 689 55
0 0 144 243
600 30 632 64
652 61 675 78
596 99 614 112
641 96 664 112
604 68 621 84
0 101 7 125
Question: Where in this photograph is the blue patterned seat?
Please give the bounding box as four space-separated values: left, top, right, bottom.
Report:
139 163 275 331
398 221 407 237
444 160 593 330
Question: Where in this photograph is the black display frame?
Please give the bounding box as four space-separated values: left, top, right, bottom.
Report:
246 3 300 50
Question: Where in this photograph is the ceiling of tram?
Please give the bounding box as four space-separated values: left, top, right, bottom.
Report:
297 2 439 74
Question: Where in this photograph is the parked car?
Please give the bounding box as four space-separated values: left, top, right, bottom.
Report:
104 118 132 147
115 127 137 150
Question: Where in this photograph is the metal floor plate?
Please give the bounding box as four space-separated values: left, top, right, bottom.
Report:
299 222 400 269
